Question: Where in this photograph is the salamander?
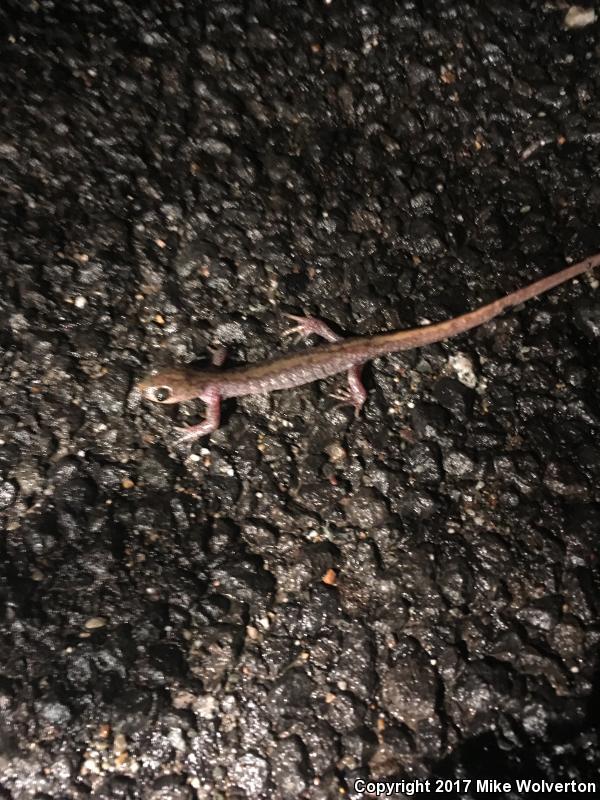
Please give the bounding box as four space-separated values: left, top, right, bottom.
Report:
139 253 600 443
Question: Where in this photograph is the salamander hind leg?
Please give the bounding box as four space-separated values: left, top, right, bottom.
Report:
282 313 342 343
282 313 368 417
174 389 221 444
330 365 367 417
348 365 367 416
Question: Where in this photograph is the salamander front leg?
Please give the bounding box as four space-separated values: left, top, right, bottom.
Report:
174 388 221 444
283 313 367 416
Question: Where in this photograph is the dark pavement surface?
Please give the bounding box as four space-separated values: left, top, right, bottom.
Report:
1 2 600 798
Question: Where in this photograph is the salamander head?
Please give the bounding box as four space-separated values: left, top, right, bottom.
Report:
138 368 213 404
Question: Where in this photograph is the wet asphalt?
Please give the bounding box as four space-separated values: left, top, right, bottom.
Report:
1 2 600 798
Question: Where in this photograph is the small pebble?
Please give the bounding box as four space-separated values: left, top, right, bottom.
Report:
564 5 597 28
322 568 337 586
84 617 107 630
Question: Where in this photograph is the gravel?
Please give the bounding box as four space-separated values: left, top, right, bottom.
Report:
1 1 599 798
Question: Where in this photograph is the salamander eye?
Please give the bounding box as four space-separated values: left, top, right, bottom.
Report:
153 386 172 402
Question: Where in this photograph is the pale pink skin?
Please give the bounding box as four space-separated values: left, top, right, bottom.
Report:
138 254 600 444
